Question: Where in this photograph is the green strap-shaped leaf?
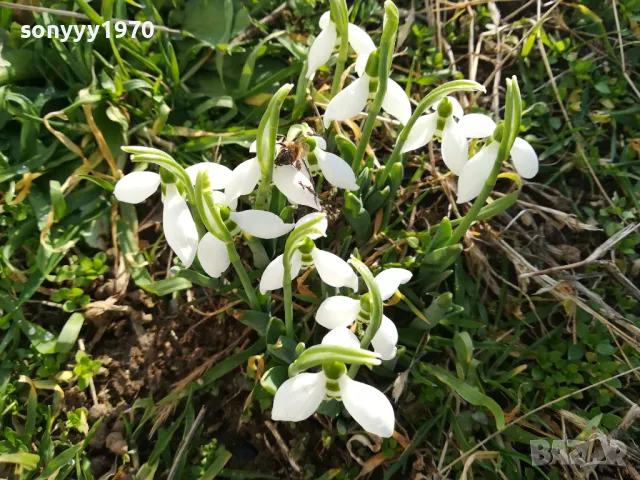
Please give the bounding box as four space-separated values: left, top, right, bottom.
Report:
424 364 505 430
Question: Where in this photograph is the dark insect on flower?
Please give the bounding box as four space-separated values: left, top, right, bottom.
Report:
275 132 322 210
275 132 310 171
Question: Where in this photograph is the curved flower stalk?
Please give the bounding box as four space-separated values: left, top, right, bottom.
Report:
260 213 358 293
323 7 411 128
272 331 395 437
315 267 412 360
114 154 226 267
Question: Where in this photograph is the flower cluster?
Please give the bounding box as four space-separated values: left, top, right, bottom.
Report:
111 0 539 443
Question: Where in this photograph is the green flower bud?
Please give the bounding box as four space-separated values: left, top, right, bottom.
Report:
365 50 380 78
160 167 177 184
493 123 504 142
322 361 347 380
305 137 317 151
219 205 231 221
436 97 453 118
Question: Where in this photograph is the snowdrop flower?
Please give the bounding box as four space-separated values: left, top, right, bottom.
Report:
260 213 358 293
198 202 295 278
224 154 319 210
306 12 338 79
225 134 358 210
323 25 411 127
272 330 395 437
315 268 412 360
456 131 538 204
114 170 203 267
401 97 497 177
304 136 359 191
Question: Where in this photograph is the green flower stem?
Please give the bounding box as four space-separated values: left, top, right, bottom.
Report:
282 215 327 339
447 77 521 246
195 172 261 311
350 1 399 172
254 84 293 211
291 61 311 121
348 257 383 378
384 80 486 171
289 344 381 377
329 0 350 97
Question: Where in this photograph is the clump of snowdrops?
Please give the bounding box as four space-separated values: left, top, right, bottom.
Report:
113 0 537 440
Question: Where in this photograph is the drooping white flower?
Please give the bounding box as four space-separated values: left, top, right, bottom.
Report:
305 136 359 191
456 136 538 204
114 169 202 267
402 99 503 179
272 331 395 437
226 134 358 210
314 267 412 360
259 213 358 293
197 202 295 278
306 12 338 79
323 25 411 127
185 162 233 190
163 184 200 267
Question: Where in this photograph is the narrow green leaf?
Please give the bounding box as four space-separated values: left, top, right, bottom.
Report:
55 313 85 354
424 364 505 430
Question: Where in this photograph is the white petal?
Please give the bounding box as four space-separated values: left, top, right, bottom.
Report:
354 52 370 77
272 373 326 421
249 140 257 153
381 79 411 125
114 171 160 204
259 251 303 294
448 96 464 119
307 24 337 79
212 190 228 207
441 118 469 176
311 136 327 150
323 75 370 128
401 114 437 153
316 149 358 190
456 142 500 203
273 165 320 210
295 212 328 239
347 23 375 56
457 114 496 139
163 184 199 267
319 11 332 30
339 375 395 437
433 96 464 119
315 296 361 329
322 328 360 349
197 233 230 278
375 268 412 301
311 248 358 290
185 162 233 190
224 158 261 205
510 137 538 179
371 315 398 360
229 211 294 239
